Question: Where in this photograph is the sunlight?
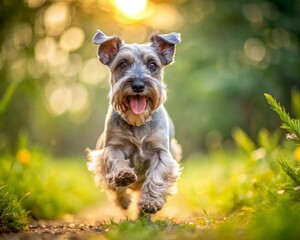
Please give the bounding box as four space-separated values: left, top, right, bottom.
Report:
114 0 147 20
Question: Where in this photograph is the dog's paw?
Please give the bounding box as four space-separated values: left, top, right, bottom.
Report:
139 199 163 214
115 169 137 187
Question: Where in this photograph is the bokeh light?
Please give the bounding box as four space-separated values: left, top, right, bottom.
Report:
114 0 148 20
25 0 45 8
35 37 57 62
59 27 85 52
69 83 89 113
243 4 263 23
244 38 266 62
12 23 32 49
44 3 69 36
46 82 72 116
80 58 108 85
145 4 183 30
272 28 291 48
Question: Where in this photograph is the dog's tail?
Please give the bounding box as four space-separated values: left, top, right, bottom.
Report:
170 138 182 162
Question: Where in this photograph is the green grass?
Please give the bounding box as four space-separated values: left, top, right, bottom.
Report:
97 147 300 240
104 218 197 240
99 205 300 240
1 143 300 237
1 140 299 238
0 186 28 233
0 150 104 220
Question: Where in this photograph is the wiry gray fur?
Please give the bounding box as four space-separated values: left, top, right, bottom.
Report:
87 30 182 218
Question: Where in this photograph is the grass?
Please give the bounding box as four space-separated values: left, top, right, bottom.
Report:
1 141 300 237
99 205 300 240
97 147 300 240
0 149 104 221
0 186 28 233
104 218 197 240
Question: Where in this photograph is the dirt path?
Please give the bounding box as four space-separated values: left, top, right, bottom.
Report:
1 197 194 240
0 202 119 240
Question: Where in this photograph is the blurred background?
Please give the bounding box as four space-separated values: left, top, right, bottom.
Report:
1 1 300 234
0 0 299 157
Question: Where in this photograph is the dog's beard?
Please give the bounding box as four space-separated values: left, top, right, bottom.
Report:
110 79 167 126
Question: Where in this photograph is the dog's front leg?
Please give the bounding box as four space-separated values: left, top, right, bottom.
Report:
139 150 180 214
104 146 137 190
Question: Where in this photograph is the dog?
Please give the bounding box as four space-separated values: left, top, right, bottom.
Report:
87 30 182 218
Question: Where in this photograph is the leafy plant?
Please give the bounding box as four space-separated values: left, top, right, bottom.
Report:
264 93 300 203
264 93 300 141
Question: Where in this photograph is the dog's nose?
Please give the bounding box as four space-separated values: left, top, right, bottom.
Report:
131 80 145 93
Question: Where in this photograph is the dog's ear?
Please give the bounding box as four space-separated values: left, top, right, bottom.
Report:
150 32 181 65
93 30 122 65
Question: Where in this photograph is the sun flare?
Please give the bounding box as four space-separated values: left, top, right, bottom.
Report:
114 0 148 19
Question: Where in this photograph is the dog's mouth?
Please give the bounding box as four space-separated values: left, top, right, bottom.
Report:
122 95 147 115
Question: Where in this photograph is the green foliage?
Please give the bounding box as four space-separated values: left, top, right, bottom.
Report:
264 93 300 141
0 150 103 220
257 128 281 153
291 88 300 119
277 156 300 186
0 82 17 115
265 93 300 203
232 127 256 154
0 0 299 155
0 186 28 233
246 202 300 240
277 157 300 202
170 148 278 221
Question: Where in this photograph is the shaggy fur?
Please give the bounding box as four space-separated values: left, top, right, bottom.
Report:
87 30 182 217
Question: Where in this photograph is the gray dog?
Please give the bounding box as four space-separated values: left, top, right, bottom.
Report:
87 30 182 218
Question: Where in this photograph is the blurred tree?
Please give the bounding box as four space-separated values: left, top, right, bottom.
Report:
167 0 300 153
0 0 299 156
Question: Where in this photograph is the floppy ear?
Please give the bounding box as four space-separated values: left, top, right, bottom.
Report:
150 32 181 65
92 30 122 65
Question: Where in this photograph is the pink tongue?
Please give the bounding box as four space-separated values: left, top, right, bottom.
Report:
129 96 147 115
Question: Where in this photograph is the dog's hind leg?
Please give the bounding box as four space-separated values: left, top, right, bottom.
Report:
114 187 131 210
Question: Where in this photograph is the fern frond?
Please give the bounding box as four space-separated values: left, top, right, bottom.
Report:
277 157 300 185
264 93 300 141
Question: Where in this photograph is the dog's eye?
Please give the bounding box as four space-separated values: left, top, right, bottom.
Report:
117 60 128 70
148 61 158 72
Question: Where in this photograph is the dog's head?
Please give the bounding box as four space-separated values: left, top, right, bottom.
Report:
93 30 181 126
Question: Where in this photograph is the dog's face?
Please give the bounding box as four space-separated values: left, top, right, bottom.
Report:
93 31 181 126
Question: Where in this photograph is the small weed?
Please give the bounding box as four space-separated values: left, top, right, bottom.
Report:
202 209 216 226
